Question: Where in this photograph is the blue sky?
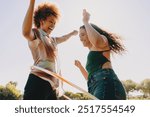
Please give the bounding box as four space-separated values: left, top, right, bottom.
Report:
0 0 150 93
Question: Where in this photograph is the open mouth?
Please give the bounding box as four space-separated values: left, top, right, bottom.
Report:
48 27 53 31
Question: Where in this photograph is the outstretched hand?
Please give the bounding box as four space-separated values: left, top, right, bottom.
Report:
83 9 90 24
71 30 78 36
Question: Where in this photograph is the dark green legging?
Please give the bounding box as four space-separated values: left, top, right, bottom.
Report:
23 74 57 100
87 69 126 100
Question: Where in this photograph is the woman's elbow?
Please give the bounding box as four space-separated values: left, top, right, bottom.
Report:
22 30 33 41
22 31 28 37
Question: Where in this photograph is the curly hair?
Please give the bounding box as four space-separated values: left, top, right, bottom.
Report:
34 2 60 28
80 24 126 54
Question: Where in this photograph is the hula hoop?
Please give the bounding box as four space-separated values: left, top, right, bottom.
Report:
32 65 99 100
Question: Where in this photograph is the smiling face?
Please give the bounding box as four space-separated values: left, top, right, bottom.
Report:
79 28 91 48
40 15 57 35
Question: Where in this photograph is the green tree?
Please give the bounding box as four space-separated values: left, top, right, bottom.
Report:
0 81 22 100
122 80 137 98
140 79 150 98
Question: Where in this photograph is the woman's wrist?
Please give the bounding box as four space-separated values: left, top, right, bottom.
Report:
83 21 89 25
83 22 90 28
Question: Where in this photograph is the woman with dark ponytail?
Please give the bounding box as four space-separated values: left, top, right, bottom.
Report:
75 9 126 100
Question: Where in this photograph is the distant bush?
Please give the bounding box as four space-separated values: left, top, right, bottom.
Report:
59 91 92 100
129 96 150 100
0 82 22 100
122 79 150 99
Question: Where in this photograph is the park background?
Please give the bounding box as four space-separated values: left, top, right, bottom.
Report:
0 0 150 98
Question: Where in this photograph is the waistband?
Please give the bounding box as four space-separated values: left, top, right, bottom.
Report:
88 68 114 80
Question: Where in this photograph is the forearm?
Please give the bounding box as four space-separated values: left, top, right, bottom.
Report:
22 0 35 39
56 30 77 44
78 65 88 80
84 22 104 47
61 31 74 40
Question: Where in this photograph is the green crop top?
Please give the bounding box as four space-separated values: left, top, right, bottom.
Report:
86 50 110 79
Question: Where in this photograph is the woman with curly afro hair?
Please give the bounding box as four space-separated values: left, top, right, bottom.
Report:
22 0 78 100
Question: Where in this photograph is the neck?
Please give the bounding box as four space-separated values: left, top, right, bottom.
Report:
39 28 49 37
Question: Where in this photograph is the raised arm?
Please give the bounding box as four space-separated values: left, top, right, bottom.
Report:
74 60 88 80
22 0 35 41
82 9 107 48
55 30 78 44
